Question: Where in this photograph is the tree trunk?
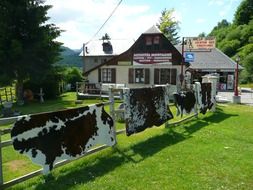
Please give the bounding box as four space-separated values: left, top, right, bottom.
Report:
16 78 24 105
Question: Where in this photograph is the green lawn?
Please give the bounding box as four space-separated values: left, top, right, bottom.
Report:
240 83 253 89
1 93 253 190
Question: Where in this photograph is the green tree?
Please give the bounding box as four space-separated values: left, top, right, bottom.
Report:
66 67 84 90
101 33 111 42
157 9 180 45
0 0 62 102
234 0 253 25
219 40 241 57
241 53 253 82
198 32 206 37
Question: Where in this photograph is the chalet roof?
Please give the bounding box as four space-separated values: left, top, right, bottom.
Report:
143 25 162 34
80 39 134 57
175 45 243 70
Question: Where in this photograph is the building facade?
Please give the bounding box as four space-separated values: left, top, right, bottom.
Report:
82 26 184 90
81 28 243 91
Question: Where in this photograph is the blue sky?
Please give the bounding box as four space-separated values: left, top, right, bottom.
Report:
46 0 242 49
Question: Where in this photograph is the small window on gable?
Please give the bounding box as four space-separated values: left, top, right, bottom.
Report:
145 36 152 45
101 58 107 63
153 36 160 44
94 58 98 63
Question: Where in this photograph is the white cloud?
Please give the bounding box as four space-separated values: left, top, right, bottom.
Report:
45 0 157 49
196 18 206 24
208 0 225 6
218 0 237 17
172 10 183 23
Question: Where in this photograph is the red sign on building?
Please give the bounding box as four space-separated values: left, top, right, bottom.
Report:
133 53 172 65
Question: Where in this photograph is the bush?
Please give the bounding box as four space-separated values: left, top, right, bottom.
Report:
24 73 61 100
65 68 84 91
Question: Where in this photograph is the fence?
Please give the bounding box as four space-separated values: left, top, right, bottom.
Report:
0 87 15 105
0 86 199 189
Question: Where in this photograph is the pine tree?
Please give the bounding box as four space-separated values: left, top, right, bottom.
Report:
157 9 180 45
0 0 62 102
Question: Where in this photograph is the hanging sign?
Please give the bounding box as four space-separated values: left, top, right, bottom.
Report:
184 52 195 62
185 37 216 50
133 53 172 65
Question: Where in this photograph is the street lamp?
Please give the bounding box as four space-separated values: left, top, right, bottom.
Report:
234 56 240 96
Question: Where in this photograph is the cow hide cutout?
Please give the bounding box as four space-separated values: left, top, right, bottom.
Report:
11 104 115 174
173 91 196 117
195 82 215 114
124 86 173 136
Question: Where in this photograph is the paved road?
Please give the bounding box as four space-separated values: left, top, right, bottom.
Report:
217 88 253 106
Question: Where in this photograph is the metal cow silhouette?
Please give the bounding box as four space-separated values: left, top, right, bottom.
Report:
11 104 115 174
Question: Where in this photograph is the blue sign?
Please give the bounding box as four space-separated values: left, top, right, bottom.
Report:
185 52 195 62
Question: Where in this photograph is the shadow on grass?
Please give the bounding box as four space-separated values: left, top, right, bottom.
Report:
201 106 238 124
32 108 237 189
34 153 127 190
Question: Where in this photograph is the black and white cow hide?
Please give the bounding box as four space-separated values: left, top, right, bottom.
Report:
124 86 173 136
195 82 215 114
173 91 196 117
11 104 115 174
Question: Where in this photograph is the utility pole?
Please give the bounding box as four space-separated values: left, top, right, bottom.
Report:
180 37 185 87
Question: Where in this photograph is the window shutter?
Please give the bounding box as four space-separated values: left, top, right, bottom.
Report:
145 69 150 84
171 69 177 85
154 69 160 84
111 68 116 83
128 68 134 84
98 69 101 82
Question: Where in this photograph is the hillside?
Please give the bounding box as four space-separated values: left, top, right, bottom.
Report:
208 0 253 83
57 46 83 68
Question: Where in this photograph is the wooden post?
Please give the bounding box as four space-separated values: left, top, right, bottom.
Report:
10 88 13 102
76 82 79 99
4 88 8 102
108 87 117 144
100 82 102 100
164 85 170 128
0 130 4 186
194 83 199 118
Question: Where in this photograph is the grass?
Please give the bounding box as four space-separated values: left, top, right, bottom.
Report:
1 93 253 189
240 83 253 88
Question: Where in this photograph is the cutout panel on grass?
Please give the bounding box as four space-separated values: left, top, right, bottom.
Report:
11 104 115 174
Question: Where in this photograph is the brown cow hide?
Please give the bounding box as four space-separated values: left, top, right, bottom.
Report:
124 86 173 136
200 83 214 114
11 104 115 174
195 82 215 114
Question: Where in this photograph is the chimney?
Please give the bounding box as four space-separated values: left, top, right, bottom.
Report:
102 41 113 53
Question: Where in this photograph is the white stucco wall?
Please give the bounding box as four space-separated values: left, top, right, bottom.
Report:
88 64 183 89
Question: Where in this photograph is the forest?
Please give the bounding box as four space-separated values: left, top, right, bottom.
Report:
208 0 253 83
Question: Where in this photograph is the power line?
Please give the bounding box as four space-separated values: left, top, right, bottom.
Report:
86 0 123 44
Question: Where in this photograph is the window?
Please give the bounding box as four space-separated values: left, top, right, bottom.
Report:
101 58 107 64
160 69 170 84
145 36 152 45
153 36 160 44
135 69 144 83
154 68 177 85
94 58 98 63
129 68 150 84
153 36 160 50
102 68 112 82
99 68 116 83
